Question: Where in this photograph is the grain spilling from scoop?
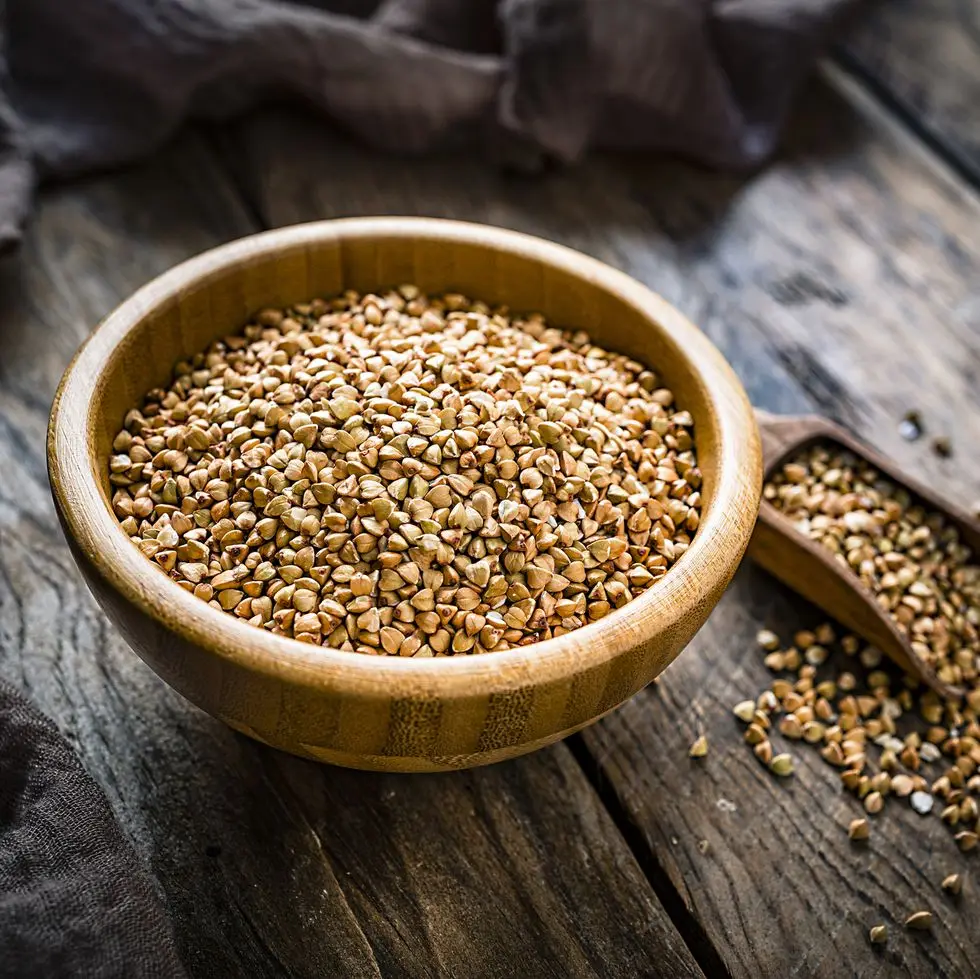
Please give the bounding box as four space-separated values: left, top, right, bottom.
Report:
765 443 980 693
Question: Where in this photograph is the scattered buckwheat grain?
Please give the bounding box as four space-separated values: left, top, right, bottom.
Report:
898 409 923 442
770 753 794 777
941 873 962 896
690 735 709 758
849 817 870 841
905 910 933 931
730 603 980 951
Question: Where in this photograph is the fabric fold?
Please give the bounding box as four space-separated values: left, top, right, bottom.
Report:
0 0 859 253
0 678 186 979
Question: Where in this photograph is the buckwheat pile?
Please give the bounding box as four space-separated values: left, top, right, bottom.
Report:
727 443 980 947
756 446 980 830
109 288 701 655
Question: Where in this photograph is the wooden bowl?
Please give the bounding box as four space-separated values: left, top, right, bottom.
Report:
48 218 761 772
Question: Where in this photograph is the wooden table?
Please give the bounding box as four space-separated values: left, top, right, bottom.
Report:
2 5 979 976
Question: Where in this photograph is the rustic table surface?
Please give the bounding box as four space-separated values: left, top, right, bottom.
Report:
2 5 979 976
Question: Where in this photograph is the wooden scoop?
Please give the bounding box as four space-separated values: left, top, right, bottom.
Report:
749 410 980 698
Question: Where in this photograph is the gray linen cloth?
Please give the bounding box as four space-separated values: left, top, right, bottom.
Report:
0 678 187 978
0 0 857 251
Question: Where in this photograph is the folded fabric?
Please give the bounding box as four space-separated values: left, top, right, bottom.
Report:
0 0 859 252
0 678 186 979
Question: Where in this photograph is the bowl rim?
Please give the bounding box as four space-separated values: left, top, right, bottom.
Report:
48 217 761 699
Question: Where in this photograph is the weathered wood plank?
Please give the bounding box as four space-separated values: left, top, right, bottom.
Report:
838 0 980 184
0 136 703 978
228 69 980 977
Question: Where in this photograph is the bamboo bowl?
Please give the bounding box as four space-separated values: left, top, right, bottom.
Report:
48 218 761 772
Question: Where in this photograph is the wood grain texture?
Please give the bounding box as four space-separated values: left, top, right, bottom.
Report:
838 0 980 184
48 217 760 771
751 410 980 695
225 67 980 976
0 136 704 977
